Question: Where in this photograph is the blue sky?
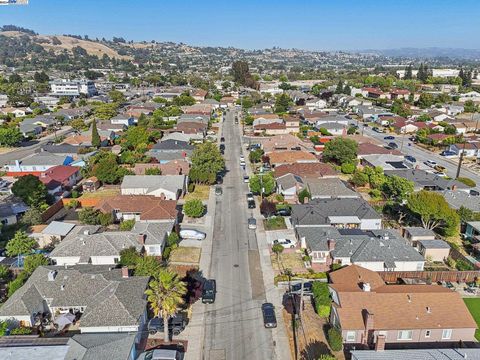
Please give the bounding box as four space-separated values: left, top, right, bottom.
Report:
0 0 479 50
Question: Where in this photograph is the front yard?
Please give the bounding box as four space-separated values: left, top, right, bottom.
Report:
264 216 287 230
271 252 305 273
464 298 480 341
184 185 210 201
169 247 201 265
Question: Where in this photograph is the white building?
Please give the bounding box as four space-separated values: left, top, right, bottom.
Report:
50 79 97 97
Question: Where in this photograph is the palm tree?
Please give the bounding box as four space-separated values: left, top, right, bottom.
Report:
145 269 187 343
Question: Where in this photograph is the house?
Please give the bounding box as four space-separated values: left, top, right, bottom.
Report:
175 121 208 136
291 198 382 230
148 139 194 163
448 143 479 157
66 333 138 360
182 103 212 115
50 79 97 97
56 106 92 120
120 175 186 200
306 178 359 199
62 131 112 147
0 265 149 336
82 176 100 192
402 227 436 247
110 114 135 127
126 105 155 118
19 122 42 137
5 153 74 176
351 348 480 360
357 143 401 159
34 95 60 107
442 190 480 212
276 174 305 202
284 115 300 133
384 169 471 191
355 105 392 120
38 165 82 198
329 265 476 349
261 134 314 153
192 89 208 102
389 88 410 100
315 115 350 127
253 121 288 135
133 160 190 176
418 240 450 262
316 122 348 136
37 144 85 158
298 228 423 271
161 131 202 143
0 196 29 226
459 91 480 102
267 151 318 167
97 196 178 222
273 162 337 179
305 98 327 110
177 114 210 126
464 221 480 242
362 87 386 99
131 221 175 256
362 155 408 171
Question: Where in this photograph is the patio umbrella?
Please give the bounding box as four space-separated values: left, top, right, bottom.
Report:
55 313 75 330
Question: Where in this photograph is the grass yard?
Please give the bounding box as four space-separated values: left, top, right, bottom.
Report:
169 246 201 264
184 185 210 201
271 252 305 272
79 188 120 199
264 216 286 231
464 298 480 341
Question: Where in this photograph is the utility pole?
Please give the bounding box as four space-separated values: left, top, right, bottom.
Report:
299 278 305 321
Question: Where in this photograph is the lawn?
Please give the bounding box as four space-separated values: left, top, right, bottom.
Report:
271 252 305 272
169 247 201 264
264 216 286 231
464 298 480 341
79 188 120 199
184 185 210 201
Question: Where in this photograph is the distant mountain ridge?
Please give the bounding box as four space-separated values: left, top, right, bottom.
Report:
357 47 480 60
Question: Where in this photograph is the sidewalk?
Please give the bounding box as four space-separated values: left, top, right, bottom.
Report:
241 126 292 360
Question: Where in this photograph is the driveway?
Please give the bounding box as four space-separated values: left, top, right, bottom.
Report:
266 229 297 246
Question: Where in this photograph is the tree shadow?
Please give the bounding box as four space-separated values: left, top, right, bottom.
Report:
182 268 204 306
300 340 332 360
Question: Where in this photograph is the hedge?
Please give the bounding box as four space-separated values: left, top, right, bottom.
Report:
312 282 331 318
274 272 327 285
457 177 476 188
327 327 343 352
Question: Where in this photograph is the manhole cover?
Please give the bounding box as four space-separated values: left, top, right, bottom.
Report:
233 264 239 268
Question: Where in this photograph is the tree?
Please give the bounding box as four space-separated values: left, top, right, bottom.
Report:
21 208 43 226
322 138 358 165
119 247 141 267
341 162 356 174
172 93 195 107
0 265 10 281
11 175 48 207
232 60 257 88
98 212 113 226
145 167 162 175
23 254 48 274
120 219 136 231
407 190 460 236
6 231 37 256
135 256 162 277
91 121 101 148
108 89 126 103
145 269 187 342
78 207 101 225
33 71 49 83
335 80 344 94
183 199 204 218
94 103 118 120
351 171 369 187
7 271 28 297
189 142 225 185
90 152 127 184
167 232 180 247
70 118 88 132
249 173 275 196
382 175 414 201
417 93 435 109
298 188 311 204
121 126 151 150
343 84 351 96
9 73 22 84
0 127 23 146
260 199 276 218
274 93 291 113
464 100 478 113
404 64 413 80
272 243 284 271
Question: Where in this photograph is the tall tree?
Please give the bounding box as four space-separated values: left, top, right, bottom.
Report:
404 64 413 80
189 142 225 184
335 80 344 94
91 121 101 148
6 231 37 257
322 138 358 165
0 127 23 147
11 175 48 208
145 269 187 343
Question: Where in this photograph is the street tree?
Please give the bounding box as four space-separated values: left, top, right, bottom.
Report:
189 142 225 184
0 127 23 147
145 269 187 343
272 243 284 271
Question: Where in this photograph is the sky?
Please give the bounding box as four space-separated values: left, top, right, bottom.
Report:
0 0 479 51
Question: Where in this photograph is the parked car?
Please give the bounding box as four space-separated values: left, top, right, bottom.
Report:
243 176 249 183
404 155 416 163
440 150 456 157
434 165 446 173
202 279 216 304
137 349 183 360
148 313 188 336
273 238 296 249
248 217 257 229
219 144 225 151
179 229 206 240
275 208 291 216
386 142 398 149
221 137 225 142
261 303 277 328
384 135 395 140
247 199 256 209
246 192 254 201
425 160 437 167
290 282 313 296
215 186 223 196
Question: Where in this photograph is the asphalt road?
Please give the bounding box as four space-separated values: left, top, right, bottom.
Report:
361 125 480 191
0 127 73 167
203 110 274 360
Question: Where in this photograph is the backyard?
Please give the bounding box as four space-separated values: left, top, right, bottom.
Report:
464 298 480 341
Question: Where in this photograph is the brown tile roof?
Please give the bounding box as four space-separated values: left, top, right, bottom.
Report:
358 143 401 156
268 151 318 165
253 113 279 120
273 162 337 178
262 134 313 153
329 265 385 291
133 160 190 176
254 122 286 130
97 195 177 221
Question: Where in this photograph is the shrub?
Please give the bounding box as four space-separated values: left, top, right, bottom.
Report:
351 171 369 187
119 219 135 231
183 199 205 218
119 247 141 267
7 272 28 298
312 282 331 318
79 207 101 225
369 189 382 200
162 246 172 259
298 189 311 204
71 189 80 198
341 162 356 174
457 177 476 187
331 263 344 271
98 212 113 226
456 259 474 271
10 327 32 335
145 167 162 175
327 327 343 352
66 199 79 209
319 355 336 360
447 257 456 268
187 183 195 193
167 232 180 247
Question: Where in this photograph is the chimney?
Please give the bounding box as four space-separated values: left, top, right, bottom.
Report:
364 310 375 331
47 270 57 281
452 185 457 191
121 267 130 278
138 234 146 245
83 229 90 235
375 334 386 352
327 239 336 251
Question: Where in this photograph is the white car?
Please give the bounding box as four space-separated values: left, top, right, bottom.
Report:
243 176 249 183
273 239 297 249
425 160 437 168
240 155 245 161
179 229 206 240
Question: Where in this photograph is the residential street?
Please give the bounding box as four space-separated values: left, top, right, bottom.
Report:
362 125 480 191
203 109 275 360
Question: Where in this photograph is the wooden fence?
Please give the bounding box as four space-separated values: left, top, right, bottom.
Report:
41 199 65 222
378 270 480 283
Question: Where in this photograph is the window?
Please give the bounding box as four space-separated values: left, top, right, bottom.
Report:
346 331 356 342
397 330 413 340
442 329 452 340
425 330 431 338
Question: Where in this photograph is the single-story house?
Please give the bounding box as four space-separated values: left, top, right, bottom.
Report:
120 175 186 200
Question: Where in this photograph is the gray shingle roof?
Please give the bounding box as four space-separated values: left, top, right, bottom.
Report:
307 178 359 198
121 175 185 195
418 240 451 249
132 221 174 246
0 266 149 329
151 139 194 151
15 153 69 166
404 227 437 238
66 333 136 360
442 190 480 211
276 173 303 190
0 345 70 360
291 198 380 226
385 169 469 190
351 348 480 360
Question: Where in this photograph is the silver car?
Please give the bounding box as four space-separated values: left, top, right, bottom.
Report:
248 217 257 229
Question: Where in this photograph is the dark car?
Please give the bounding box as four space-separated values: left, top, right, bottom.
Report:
261 303 277 328
384 135 395 140
202 279 216 304
275 207 291 217
290 282 313 295
216 174 223 185
247 199 256 209
148 313 188 336
221 137 225 142
219 144 225 151
386 142 398 149
404 155 416 163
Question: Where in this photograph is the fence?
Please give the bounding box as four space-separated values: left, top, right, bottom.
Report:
41 199 65 222
378 270 480 283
